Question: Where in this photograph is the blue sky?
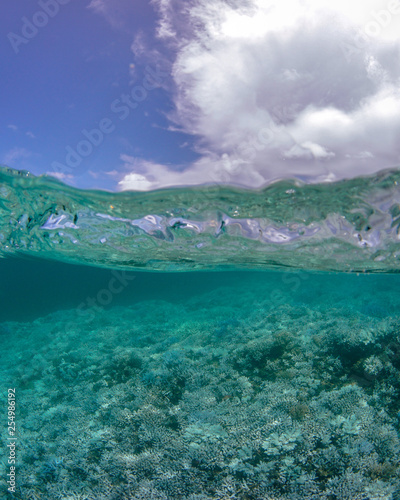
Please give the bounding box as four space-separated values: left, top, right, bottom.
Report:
1 0 197 189
1 0 400 190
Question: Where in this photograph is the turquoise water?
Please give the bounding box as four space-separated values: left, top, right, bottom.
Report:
1 166 400 499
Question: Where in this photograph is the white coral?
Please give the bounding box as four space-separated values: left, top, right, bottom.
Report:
363 355 383 376
262 429 301 455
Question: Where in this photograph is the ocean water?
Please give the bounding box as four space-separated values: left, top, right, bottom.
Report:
1 166 400 500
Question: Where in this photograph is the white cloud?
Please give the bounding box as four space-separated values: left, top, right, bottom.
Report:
87 0 107 16
287 86 400 157
3 148 31 165
283 142 335 161
119 0 400 190
87 0 129 28
129 31 166 77
119 153 271 191
46 172 74 181
7 124 18 132
118 172 155 191
346 151 374 159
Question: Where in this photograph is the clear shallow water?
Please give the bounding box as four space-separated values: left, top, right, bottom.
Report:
1 167 400 499
2 166 400 272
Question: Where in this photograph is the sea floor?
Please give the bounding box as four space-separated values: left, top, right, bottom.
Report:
1 270 400 499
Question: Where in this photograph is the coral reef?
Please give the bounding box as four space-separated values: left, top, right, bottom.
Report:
1 275 400 499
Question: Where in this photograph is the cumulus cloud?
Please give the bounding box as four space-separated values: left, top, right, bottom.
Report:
46 172 74 181
119 0 400 190
283 142 335 161
117 156 214 190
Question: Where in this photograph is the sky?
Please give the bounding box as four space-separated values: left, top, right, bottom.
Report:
1 0 400 191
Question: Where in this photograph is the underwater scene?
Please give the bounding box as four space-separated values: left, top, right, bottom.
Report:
1 166 400 500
